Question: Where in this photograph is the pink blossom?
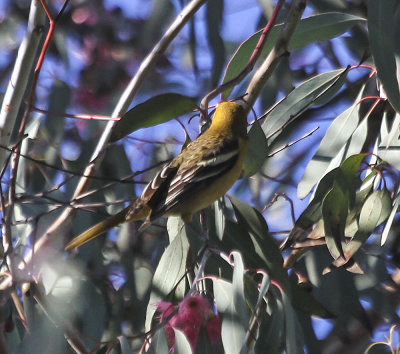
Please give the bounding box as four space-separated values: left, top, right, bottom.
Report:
155 296 222 352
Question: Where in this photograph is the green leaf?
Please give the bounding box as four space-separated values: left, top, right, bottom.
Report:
242 120 269 176
262 68 349 145
287 154 365 248
111 93 198 142
229 197 287 285
368 0 400 113
334 189 392 267
322 184 348 259
222 13 362 98
340 153 367 180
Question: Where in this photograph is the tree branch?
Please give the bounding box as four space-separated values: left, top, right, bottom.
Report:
244 0 306 114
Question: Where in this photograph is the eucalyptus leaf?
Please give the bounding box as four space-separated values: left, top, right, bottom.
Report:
368 0 400 113
111 93 197 142
263 68 349 145
222 13 362 98
242 120 269 176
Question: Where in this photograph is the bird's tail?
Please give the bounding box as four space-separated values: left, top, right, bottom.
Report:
65 206 131 250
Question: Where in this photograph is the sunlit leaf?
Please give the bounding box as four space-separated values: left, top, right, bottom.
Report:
231 251 249 328
213 278 247 354
358 189 391 233
174 328 193 354
151 329 170 353
381 189 400 245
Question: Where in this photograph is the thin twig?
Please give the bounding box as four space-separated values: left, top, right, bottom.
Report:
267 126 319 157
31 106 121 121
0 142 166 185
0 0 209 292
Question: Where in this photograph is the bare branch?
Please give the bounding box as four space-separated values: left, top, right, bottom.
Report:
244 0 306 113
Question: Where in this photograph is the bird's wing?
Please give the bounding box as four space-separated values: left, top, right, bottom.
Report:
126 162 179 220
151 138 239 217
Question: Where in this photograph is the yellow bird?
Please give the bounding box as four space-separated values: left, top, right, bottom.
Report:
65 101 248 250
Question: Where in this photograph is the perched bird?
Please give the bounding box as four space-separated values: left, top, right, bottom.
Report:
65 101 248 250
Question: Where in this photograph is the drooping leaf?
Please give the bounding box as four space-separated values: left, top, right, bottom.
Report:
322 183 348 259
206 0 225 87
280 288 304 354
231 251 249 328
111 93 198 142
338 189 392 263
229 197 287 285
368 0 400 113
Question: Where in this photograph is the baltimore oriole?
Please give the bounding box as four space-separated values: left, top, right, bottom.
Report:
65 101 248 250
